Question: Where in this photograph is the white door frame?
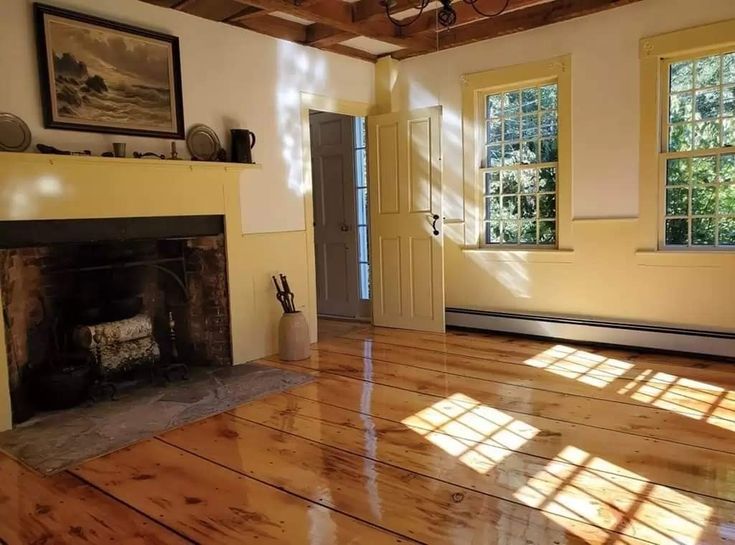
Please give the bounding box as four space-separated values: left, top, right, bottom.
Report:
300 93 374 341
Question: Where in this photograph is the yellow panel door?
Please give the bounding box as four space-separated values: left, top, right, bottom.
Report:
367 107 444 332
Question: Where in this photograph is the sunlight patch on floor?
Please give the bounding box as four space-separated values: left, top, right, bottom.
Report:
524 345 634 388
513 446 712 545
617 370 735 432
402 393 539 474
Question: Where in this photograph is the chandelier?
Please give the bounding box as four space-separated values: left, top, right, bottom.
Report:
380 0 510 28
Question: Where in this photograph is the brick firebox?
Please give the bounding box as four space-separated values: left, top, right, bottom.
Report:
0 216 232 424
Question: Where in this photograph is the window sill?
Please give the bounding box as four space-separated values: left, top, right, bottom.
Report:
460 247 575 263
635 250 735 268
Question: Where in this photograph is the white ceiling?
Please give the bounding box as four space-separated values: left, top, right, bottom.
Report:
341 36 405 55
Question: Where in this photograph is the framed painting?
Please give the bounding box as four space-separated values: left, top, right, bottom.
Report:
34 3 185 139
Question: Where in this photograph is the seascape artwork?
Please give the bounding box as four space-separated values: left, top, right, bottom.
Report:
35 4 184 138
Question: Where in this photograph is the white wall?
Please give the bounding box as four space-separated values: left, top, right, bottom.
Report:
396 0 735 221
0 0 375 233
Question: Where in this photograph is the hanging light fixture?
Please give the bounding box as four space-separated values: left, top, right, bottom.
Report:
380 0 511 29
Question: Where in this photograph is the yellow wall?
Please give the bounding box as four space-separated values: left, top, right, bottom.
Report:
394 0 735 332
0 153 312 431
444 221 735 329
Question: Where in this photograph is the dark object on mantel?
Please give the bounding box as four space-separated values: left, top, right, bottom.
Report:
169 141 181 160
231 129 256 164
133 151 165 159
36 143 91 156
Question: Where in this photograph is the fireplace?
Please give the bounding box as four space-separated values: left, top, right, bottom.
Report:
0 215 232 424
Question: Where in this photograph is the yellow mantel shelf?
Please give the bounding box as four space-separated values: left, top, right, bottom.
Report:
0 151 261 172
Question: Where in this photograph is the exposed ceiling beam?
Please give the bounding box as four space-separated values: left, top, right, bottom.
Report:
172 0 198 10
233 0 435 50
394 0 643 58
402 0 557 36
223 5 271 23
143 0 180 6
230 13 373 61
144 0 644 63
352 0 417 22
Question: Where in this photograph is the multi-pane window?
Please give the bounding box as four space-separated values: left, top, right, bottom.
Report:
663 51 735 247
482 83 558 246
354 117 370 299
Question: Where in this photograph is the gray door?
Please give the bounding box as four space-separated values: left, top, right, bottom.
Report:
310 112 360 318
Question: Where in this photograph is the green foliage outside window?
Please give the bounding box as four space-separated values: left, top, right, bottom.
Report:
483 83 558 246
664 51 735 247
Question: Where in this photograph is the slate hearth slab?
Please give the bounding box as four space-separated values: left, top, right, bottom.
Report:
0 362 313 475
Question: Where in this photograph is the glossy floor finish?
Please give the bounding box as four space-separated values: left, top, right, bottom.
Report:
2 322 735 544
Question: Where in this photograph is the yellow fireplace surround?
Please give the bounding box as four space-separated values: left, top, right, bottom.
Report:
0 152 311 430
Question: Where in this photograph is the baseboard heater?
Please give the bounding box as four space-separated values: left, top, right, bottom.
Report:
445 308 735 358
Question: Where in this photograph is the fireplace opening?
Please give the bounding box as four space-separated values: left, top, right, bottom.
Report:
0 216 231 425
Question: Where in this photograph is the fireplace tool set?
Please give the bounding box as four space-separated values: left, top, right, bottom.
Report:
273 274 296 313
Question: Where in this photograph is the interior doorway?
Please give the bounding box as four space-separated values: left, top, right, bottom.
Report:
309 110 370 320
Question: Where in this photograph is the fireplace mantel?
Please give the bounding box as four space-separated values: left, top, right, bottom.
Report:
0 152 306 431
1 152 258 170
0 152 259 222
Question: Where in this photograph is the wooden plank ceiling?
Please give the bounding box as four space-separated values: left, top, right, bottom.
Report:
142 0 643 61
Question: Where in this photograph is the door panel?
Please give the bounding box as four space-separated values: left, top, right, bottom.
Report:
408 118 432 214
320 155 349 226
368 107 444 332
317 118 343 145
377 123 400 215
323 242 350 302
310 112 359 318
409 236 434 319
378 236 402 317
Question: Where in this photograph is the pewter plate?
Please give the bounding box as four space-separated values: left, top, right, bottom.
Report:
186 124 221 161
0 112 31 152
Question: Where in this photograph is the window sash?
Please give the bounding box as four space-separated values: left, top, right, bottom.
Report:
480 83 559 248
659 50 735 249
353 116 370 300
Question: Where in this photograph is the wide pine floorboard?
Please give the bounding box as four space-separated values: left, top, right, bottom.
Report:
2 321 735 545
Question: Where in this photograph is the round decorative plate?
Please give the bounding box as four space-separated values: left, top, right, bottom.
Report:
186 124 221 161
0 113 31 152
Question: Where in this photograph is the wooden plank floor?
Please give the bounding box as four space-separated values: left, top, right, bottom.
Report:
2 320 735 544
